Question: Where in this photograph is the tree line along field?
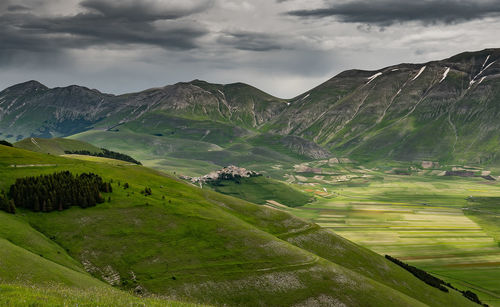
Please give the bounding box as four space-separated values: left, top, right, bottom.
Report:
0 145 479 306
284 167 500 306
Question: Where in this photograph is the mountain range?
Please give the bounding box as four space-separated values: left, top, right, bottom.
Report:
2 48 500 167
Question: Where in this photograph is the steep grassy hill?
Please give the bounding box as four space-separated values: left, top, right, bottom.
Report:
69 127 321 177
14 137 102 155
0 145 475 306
0 283 195 307
0 200 191 306
206 176 313 207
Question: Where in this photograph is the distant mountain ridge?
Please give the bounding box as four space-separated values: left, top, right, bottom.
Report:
0 79 287 141
2 48 500 165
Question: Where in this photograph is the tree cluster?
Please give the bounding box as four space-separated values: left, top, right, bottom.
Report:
141 187 152 196
65 148 141 165
0 191 15 214
463 290 487 306
8 171 112 212
0 140 13 147
385 255 488 306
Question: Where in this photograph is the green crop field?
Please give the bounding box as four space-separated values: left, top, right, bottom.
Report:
282 162 500 306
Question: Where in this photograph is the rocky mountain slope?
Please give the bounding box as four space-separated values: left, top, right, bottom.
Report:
0 80 286 141
272 48 500 165
2 48 500 165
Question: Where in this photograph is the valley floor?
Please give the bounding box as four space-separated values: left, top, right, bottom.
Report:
280 163 500 306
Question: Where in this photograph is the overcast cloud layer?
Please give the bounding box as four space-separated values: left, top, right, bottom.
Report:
0 0 499 98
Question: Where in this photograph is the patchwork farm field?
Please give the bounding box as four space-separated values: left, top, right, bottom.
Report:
285 167 500 306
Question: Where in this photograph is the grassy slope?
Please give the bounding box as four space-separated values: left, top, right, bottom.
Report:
0 283 196 307
0 145 474 306
207 176 312 207
206 191 474 307
15 137 102 155
69 127 306 177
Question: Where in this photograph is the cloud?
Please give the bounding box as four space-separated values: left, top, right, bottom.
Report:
1 0 500 99
287 0 500 26
7 5 31 12
217 31 287 51
0 0 212 56
80 0 213 22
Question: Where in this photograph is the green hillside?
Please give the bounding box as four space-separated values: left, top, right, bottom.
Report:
15 137 102 155
68 127 315 177
0 283 195 307
0 207 190 306
206 176 313 207
0 145 476 306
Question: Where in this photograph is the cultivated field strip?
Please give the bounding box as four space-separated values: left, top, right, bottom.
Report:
295 200 500 304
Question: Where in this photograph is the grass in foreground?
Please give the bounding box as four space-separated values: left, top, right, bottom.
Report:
0 283 198 307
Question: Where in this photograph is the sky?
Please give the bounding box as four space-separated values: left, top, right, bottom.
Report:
1 0 499 98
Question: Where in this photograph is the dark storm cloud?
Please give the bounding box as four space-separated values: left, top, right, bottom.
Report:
7 5 31 12
287 0 500 26
217 31 287 51
0 0 212 56
80 0 213 22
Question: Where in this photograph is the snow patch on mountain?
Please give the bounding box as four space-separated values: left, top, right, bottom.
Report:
412 66 426 81
470 58 496 88
480 61 496 76
366 72 382 85
440 67 450 83
481 55 490 70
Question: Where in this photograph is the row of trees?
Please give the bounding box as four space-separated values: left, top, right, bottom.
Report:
65 148 142 165
8 171 112 212
0 140 13 147
385 255 488 306
385 254 449 292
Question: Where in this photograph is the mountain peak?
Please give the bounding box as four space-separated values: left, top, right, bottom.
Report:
4 80 48 93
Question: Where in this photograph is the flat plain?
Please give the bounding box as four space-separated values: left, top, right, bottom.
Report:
283 162 500 306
